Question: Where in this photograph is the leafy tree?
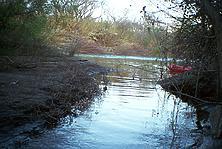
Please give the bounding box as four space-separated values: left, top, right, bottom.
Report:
0 0 98 55
0 0 48 54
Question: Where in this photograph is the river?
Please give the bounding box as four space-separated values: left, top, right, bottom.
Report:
26 54 200 148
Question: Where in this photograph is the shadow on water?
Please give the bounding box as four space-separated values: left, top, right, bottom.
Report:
25 54 209 148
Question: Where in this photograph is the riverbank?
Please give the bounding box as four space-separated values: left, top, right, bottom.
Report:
158 70 222 148
158 71 217 102
0 56 110 147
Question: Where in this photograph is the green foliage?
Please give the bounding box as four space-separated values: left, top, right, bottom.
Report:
0 0 164 56
0 0 99 55
0 15 48 55
0 0 49 55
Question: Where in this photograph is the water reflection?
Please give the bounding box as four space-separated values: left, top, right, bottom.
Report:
26 55 200 148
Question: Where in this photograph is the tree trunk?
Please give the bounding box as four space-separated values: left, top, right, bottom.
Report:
216 25 222 99
202 0 222 99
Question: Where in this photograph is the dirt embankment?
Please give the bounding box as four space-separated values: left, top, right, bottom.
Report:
158 71 217 101
0 56 110 147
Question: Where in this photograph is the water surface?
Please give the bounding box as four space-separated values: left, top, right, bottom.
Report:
27 55 199 148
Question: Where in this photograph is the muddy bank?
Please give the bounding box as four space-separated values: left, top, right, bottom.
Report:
158 71 217 102
0 56 110 148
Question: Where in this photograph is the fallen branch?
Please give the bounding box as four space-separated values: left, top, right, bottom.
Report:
5 56 15 64
171 90 222 105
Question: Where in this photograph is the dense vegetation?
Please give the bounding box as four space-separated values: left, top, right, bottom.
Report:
0 0 48 55
0 0 165 56
163 0 222 99
151 0 222 140
2 0 222 96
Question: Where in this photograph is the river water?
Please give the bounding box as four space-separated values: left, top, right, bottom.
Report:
27 55 200 148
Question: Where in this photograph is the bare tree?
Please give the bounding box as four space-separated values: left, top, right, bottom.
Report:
145 0 222 98
49 0 98 21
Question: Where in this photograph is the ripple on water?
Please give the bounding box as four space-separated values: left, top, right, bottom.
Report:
26 56 198 149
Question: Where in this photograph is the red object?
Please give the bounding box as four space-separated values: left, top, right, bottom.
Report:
168 64 192 75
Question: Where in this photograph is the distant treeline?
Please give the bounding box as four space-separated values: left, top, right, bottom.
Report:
0 0 166 56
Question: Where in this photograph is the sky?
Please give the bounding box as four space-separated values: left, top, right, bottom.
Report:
93 0 182 24
93 0 151 21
